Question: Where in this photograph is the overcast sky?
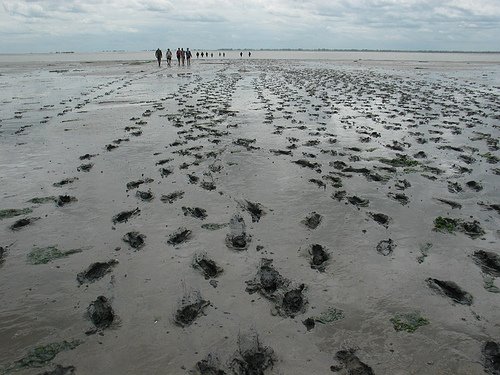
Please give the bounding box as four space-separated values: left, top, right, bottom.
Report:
1 0 499 53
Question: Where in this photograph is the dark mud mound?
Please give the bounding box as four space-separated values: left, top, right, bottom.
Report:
87 296 114 330
77 259 119 284
434 216 485 238
0 246 5 265
160 167 173 178
368 212 391 227
466 180 483 192
332 349 374 375
38 365 76 375
302 212 322 229
126 178 154 190
376 239 395 256
53 177 79 187
79 153 97 160
293 159 321 172
240 200 266 223
435 198 462 209
279 284 307 317
460 220 485 238
10 217 39 230
123 231 146 249
112 208 140 224
478 203 500 215
426 278 473 305
473 251 500 277
483 341 500 375
183 206 207 220
193 253 223 279
225 215 251 250
230 333 275 375
201 181 216 191
387 192 409 205
56 195 77 207
161 190 185 203
77 163 93 172
309 244 329 271
302 317 315 331
246 259 285 297
167 227 192 245
347 196 369 208
174 291 210 327
196 354 226 375
136 190 154 201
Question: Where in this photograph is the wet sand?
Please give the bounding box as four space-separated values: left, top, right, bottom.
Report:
0 56 499 374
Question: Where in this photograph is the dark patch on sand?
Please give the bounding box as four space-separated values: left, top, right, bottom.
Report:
193 253 223 279
167 227 192 245
37 365 76 375
77 163 93 172
196 354 226 375
174 291 210 327
435 198 462 209
136 190 154 201
388 192 409 205
347 196 369 208
230 333 275 375
27 246 83 265
182 206 207 220
0 208 33 220
122 231 146 249
77 260 119 284
56 195 77 207
126 178 154 190
225 215 251 250
112 208 140 224
426 278 473 305
87 296 115 330
10 217 40 230
302 212 322 229
483 341 500 375
239 200 266 222
368 212 391 227
472 251 500 277
309 244 329 271
332 349 374 375
161 191 185 203
53 177 79 187
376 239 395 256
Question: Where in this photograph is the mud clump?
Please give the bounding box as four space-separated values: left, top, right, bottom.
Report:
196 354 226 375
332 349 374 375
225 215 251 250
230 333 275 375
193 253 223 279
240 200 266 222
472 250 500 277
201 223 228 231
201 181 216 191
53 177 79 187
56 195 77 207
309 244 329 271
376 239 395 256
435 198 462 209
483 341 500 375
10 217 39 230
182 206 207 220
28 197 57 204
388 192 409 205
368 212 391 227
87 296 115 329
136 190 154 201
302 212 322 229
37 365 76 375
246 259 285 297
126 178 154 190
112 208 140 224
302 317 315 331
466 180 483 192
174 291 210 327
123 231 146 249
77 259 119 284
161 190 184 203
167 227 192 245
426 278 473 305
347 196 369 208
160 167 173 178
77 163 93 172
293 159 321 172
280 284 307 317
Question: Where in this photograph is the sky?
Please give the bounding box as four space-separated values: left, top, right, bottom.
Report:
1 0 499 53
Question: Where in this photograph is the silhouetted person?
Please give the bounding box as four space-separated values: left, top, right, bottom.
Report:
181 48 185 66
210 52 213 57
196 51 199 58
201 52 204 58
176 48 181 65
155 48 162 67
186 48 192 65
240 51 243 57
166 48 172 66
248 51 251 57
223 52 225 57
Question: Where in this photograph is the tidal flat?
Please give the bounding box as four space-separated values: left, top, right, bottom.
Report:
0 54 499 374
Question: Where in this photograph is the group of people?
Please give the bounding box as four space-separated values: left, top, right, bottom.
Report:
154 48 252 67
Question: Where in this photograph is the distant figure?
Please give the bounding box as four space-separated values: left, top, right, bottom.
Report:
223 52 225 57
219 52 221 57
196 51 199 58
186 48 192 66
205 52 208 57
176 48 181 65
155 48 162 67
201 52 204 58
166 48 172 66
181 48 186 66
240 51 243 57
210 52 213 57
248 51 251 57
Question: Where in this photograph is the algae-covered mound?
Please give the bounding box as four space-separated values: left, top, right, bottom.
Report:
433 216 485 238
0 208 33 220
28 197 57 204
27 246 82 265
390 312 429 333
315 307 345 324
2 340 82 373
433 216 458 233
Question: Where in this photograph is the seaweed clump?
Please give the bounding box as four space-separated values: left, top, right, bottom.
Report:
390 312 429 333
27 246 83 265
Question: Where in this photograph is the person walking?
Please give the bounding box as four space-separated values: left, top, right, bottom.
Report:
166 48 172 66
181 48 186 66
186 48 192 66
176 48 181 66
155 48 162 67
248 51 252 57
196 51 199 58
240 51 243 57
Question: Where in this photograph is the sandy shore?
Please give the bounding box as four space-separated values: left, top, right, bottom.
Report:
0 57 499 374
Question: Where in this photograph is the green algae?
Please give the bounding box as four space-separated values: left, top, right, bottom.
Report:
201 223 228 231
480 152 500 164
0 208 33 220
390 312 429 333
1 340 82 374
315 307 345 324
433 217 458 233
379 155 419 168
28 197 56 204
27 246 83 265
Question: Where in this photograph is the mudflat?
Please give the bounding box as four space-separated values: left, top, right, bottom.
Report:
0 56 499 374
